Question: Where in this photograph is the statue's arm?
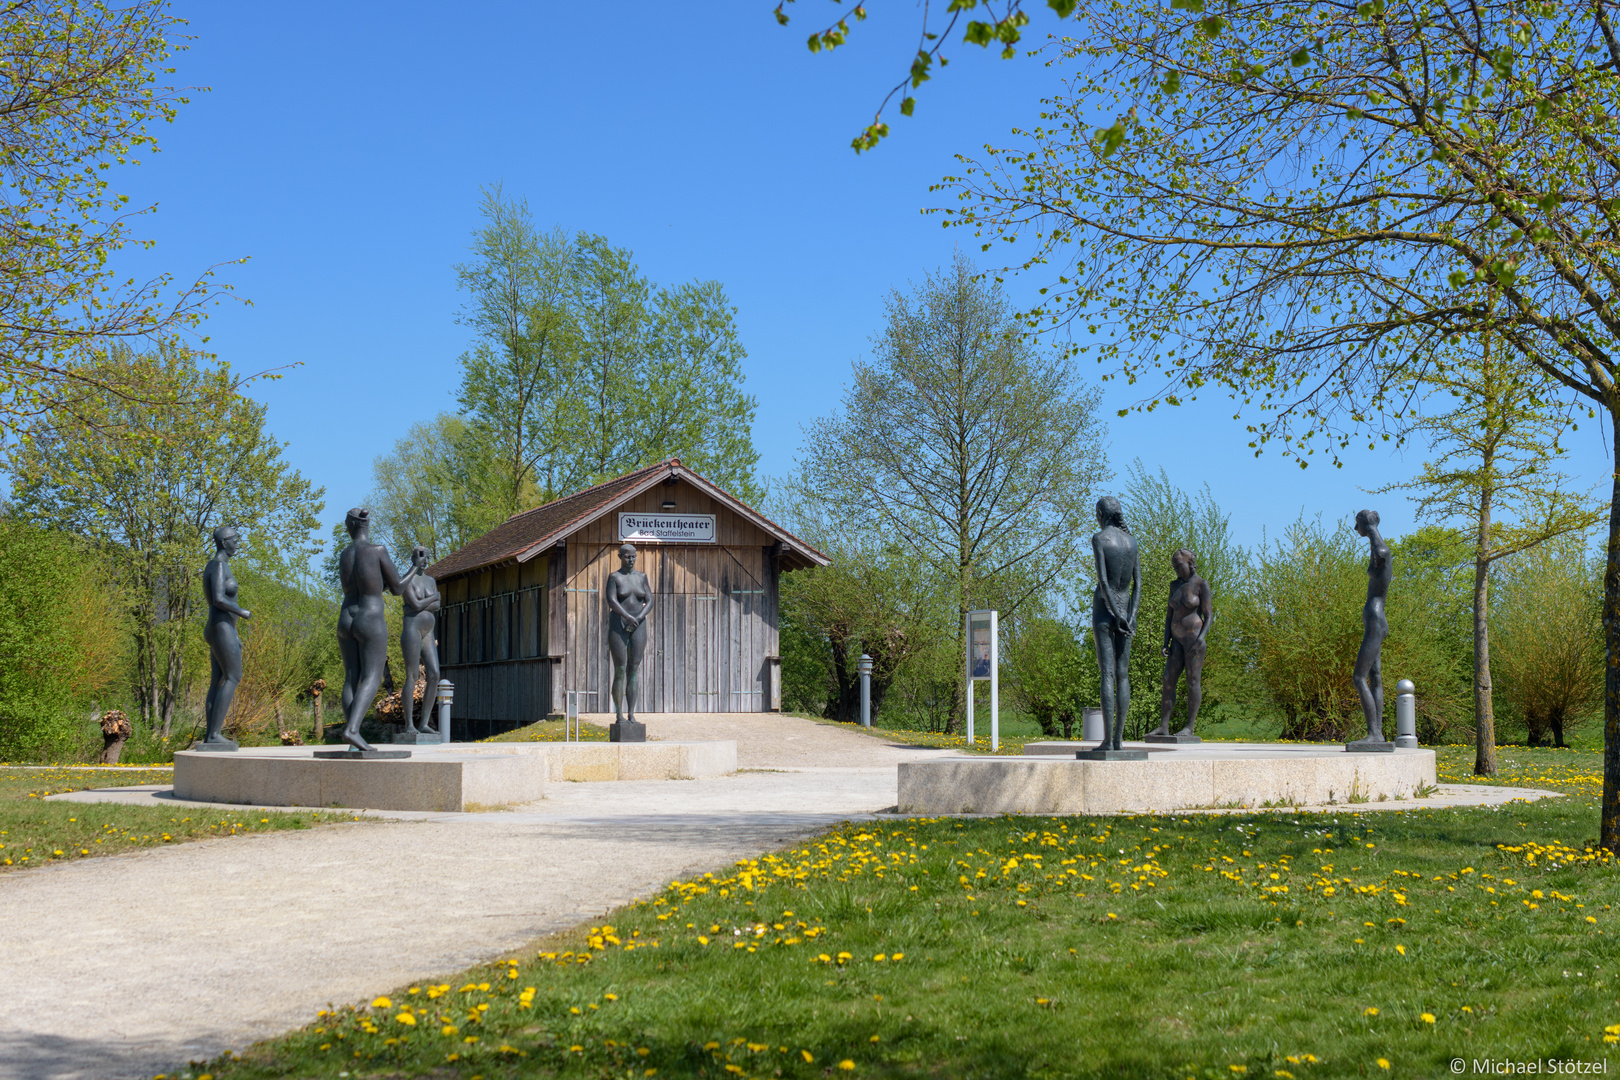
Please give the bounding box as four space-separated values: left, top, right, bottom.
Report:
1092 535 1123 624
380 548 418 595
421 577 441 613
638 572 654 619
605 574 635 623
1125 552 1143 635
1198 578 1214 643
206 561 250 618
1163 595 1175 653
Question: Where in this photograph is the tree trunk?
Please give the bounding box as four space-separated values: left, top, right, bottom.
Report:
1551 706 1568 749
1474 489 1498 777
313 693 324 741
1601 408 1620 853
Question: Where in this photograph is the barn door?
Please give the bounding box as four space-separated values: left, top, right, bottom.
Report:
721 548 767 713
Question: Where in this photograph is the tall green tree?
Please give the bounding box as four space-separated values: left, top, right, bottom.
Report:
0 1 231 434
6 345 324 734
796 252 1108 732
1492 534 1604 748
368 413 505 563
453 189 762 511
1374 334 1600 775
941 0 1620 849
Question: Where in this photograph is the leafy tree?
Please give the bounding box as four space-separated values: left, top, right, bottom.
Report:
6 345 324 734
778 525 952 726
368 413 506 563
453 189 762 514
1373 334 1601 775
1492 535 1604 748
0 0 231 433
1004 613 1097 739
796 252 1108 731
0 518 126 760
938 0 1620 846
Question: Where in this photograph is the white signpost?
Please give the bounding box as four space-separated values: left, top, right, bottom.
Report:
965 609 998 750
618 512 716 543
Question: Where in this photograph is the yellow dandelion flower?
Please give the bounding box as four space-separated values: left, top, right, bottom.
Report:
1377 1059 1391 1070
838 1061 855 1071
1421 1013 1435 1024
395 1013 416 1026
801 1050 815 1062
1364 1007 1379 1017
372 997 392 1008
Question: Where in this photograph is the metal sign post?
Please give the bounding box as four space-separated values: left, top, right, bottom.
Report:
965 610 998 750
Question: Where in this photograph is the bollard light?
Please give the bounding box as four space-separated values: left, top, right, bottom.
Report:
1394 679 1416 748
436 679 455 744
858 654 873 728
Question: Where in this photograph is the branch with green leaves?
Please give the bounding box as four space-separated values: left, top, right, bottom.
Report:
773 0 1079 151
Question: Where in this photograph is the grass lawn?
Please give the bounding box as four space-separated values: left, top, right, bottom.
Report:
199 744 1619 1080
0 766 357 871
487 720 610 744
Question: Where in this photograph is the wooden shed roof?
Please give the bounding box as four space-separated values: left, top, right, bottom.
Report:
427 459 830 580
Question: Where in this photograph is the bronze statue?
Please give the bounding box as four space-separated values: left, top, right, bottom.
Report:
1349 509 1393 749
200 524 249 750
606 543 652 739
1090 496 1141 751
400 546 442 736
1149 548 1213 741
336 508 417 752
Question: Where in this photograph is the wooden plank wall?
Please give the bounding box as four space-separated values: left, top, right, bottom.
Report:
563 480 779 713
439 554 554 723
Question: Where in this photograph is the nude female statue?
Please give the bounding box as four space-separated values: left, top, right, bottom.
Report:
1149 548 1214 740
400 546 441 735
606 543 653 727
336 508 417 751
1091 496 1142 751
1350 509 1393 747
201 524 250 750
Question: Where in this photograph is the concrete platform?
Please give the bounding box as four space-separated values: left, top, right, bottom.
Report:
899 741 1437 814
172 740 735 813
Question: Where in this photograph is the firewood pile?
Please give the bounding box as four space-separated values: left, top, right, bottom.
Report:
374 668 427 726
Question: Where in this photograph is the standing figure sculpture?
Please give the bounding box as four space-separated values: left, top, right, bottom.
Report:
400 546 442 737
200 525 250 751
605 543 653 741
1090 497 1142 751
1149 548 1214 742
1349 509 1394 750
336 508 417 752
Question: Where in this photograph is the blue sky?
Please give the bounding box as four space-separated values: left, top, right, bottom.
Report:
107 2 1613 556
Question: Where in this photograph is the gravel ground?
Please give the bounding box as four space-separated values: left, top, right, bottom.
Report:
3 714 945 1080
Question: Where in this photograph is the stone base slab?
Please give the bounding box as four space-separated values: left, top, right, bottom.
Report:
899 745 1437 815
172 740 736 813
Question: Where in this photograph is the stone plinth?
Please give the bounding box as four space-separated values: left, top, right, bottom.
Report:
173 740 736 813
899 742 1437 815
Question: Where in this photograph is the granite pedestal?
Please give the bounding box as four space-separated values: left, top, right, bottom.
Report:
898 741 1437 815
173 739 737 813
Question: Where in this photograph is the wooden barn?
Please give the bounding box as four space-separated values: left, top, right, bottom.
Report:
427 459 829 739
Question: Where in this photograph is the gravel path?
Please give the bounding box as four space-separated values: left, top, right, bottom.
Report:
3 714 945 1080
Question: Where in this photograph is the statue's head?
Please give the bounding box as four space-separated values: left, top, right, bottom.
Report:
345 507 370 538
1354 508 1380 536
213 524 240 555
1096 496 1126 530
1172 547 1196 578
412 545 430 569
619 543 637 569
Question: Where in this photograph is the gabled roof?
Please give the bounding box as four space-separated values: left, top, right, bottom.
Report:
427 459 829 580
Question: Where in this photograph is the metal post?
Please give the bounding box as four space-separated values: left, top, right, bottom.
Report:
436 680 454 745
989 610 999 752
1394 679 1417 748
858 654 872 728
964 611 974 745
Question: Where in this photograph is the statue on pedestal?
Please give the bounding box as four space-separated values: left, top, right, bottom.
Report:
606 543 652 741
1090 497 1141 752
1149 548 1213 742
200 525 249 751
336 508 417 752
401 546 442 737
1349 509 1394 751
